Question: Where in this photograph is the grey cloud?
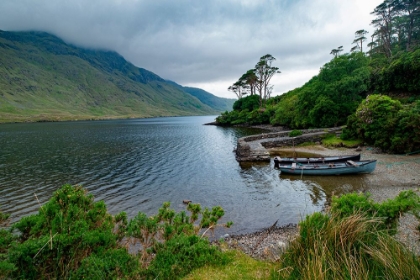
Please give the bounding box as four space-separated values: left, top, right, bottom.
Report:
0 0 382 97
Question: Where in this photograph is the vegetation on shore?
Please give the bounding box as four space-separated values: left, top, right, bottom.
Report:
342 94 420 153
217 0 420 154
274 190 420 279
0 185 232 279
321 133 362 148
1 185 420 279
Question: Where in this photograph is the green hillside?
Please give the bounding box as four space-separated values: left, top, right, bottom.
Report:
165 81 235 112
0 30 230 123
182 86 235 112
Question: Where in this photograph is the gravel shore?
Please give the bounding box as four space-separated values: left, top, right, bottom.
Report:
222 145 420 260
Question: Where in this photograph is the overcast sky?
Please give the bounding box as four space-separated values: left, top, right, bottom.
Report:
0 0 383 99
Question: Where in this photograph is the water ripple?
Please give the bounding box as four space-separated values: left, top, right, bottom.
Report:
1 117 327 234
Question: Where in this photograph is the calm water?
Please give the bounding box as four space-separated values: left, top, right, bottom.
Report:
0 116 364 235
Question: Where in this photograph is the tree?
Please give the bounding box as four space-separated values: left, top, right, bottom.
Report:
240 69 258 96
229 54 280 106
352 29 369 52
367 32 378 55
228 79 247 99
228 69 259 99
371 1 397 58
350 45 360 53
254 54 281 107
330 46 343 58
392 0 420 50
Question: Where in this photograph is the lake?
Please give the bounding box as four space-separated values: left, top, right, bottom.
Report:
0 116 361 235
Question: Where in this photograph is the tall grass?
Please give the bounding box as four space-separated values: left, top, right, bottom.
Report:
273 211 420 280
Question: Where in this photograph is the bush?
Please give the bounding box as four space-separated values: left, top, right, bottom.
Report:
344 95 420 153
71 248 141 279
2 185 232 279
8 184 137 279
331 191 420 232
288 130 302 137
232 95 260 111
0 211 9 224
0 229 15 278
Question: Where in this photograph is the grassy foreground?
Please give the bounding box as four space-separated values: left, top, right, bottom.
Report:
184 249 275 280
186 191 420 280
1 185 420 279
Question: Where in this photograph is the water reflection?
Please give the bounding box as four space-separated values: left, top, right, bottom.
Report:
280 173 368 206
0 117 364 235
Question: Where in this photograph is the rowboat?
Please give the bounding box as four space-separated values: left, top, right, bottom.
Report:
273 154 360 168
277 160 377 176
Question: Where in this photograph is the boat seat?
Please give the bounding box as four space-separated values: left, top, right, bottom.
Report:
347 160 358 167
292 162 297 169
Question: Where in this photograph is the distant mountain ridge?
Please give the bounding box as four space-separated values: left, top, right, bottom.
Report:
0 30 234 123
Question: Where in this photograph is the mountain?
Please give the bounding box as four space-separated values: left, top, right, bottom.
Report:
0 30 233 123
165 81 235 112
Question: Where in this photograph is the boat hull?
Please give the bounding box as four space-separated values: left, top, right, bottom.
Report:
274 154 360 166
278 160 377 176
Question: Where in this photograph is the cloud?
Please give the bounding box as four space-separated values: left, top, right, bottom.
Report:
0 0 383 98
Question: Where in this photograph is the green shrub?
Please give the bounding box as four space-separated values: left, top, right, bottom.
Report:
0 229 16 278
0 211 9 224
270 93 299 127
233 95 260 111
7 184 137 279
343 95 420 153
126 201 232 277
331 190 420 232
71 248 141 280
2 185 233 279
146 234 230 279
288 130 303 137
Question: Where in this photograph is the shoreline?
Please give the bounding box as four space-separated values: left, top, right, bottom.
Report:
222 143 420 260
1 114 218 125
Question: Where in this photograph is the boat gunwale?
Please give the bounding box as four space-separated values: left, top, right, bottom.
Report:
277 159 377 175
274 154 361 164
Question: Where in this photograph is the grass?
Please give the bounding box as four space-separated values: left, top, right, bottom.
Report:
183 249 275 280
322 133 362 148
296 141 318 147
274 211 420 280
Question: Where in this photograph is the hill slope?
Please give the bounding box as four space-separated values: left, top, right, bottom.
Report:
0 30 231 123
165 81 235 112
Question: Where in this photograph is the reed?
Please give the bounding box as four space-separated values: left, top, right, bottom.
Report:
274 211 420 280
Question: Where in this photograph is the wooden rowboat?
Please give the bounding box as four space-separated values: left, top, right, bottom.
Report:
273 154 360 168
277 160 377 176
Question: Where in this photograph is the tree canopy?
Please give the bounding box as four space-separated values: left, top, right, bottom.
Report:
217 0 420 153
228 54 280 107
